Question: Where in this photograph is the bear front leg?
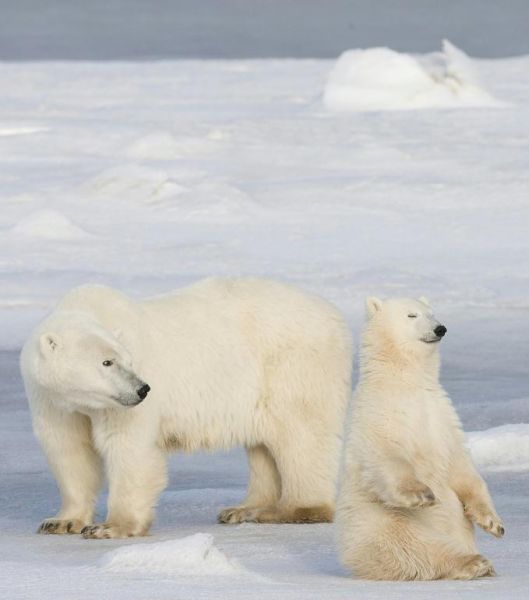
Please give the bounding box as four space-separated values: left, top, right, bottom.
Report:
82 426 167 539
450 451 504 538
366 455 437 509
32 407 102 534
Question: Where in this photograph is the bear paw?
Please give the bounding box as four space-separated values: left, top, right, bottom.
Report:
218 507 260 524
464 505 505 538
81 523 125 539
38 518 87 535
218 504 333 524
451 554 496 579
393 481 437 509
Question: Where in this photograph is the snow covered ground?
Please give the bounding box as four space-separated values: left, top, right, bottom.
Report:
1 50 529 598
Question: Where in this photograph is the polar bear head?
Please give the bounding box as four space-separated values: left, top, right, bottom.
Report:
364 296 446 357
25 312 150 411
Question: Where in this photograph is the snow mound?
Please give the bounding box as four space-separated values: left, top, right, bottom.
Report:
86 165 186 202
100 533 241 576
9 210 90 240
468 424 529 471
168 181 255 222
323 40 503 111
127 133 217 160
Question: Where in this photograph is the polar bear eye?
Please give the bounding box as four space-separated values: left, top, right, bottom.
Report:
408 314 418 319
102 360 113 367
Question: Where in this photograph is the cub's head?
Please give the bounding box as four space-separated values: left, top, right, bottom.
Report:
29 313 150 411
365 296 446 356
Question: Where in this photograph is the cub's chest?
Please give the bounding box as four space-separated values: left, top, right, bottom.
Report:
383 392 447 455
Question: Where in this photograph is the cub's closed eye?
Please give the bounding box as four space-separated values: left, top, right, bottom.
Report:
102 360 113 367
408 314 418 319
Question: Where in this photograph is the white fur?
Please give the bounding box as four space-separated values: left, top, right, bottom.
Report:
337 297 503 580
21 278 352 538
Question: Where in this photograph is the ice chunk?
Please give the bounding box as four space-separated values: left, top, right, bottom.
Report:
323 40 503 111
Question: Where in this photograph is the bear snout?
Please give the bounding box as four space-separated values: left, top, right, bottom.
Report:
136 384 151 400
434 325 447 338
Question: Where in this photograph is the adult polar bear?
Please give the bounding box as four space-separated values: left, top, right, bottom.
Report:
21 278 352 539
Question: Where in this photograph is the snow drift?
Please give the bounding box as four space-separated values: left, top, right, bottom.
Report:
468 424 529 471
100 533 241 576
127 132 218 160
85 165 186 203
9 210 91 241
323 40 503 111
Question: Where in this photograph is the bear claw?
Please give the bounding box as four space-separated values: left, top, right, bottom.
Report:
81 525 110 539
218 507 258 524
38 521 58 534
38 519 84 535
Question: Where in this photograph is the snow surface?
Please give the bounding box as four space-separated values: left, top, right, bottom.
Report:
1 51 529 599
323 41 503 111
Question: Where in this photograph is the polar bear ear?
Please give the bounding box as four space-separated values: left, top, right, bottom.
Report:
418 296 430 307
39 333 58 356
365 296 383 318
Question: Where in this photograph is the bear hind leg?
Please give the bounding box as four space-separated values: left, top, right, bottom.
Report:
344 524 495 581
218 444 281 524
445 554 496 579
224 431 336 524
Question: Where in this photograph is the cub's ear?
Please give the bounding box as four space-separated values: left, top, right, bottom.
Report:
418 296 430 307
39 333 58 356
366 296 383 318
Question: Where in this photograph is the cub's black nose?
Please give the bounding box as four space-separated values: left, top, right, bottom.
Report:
434 325 447 338
137 384 151 400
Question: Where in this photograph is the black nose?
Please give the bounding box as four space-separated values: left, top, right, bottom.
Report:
137 384 150 400
434 325 447 338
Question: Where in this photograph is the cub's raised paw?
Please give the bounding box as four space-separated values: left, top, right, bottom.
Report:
481 516 505 538
464 506 505 538
394 481 437 509
38 518 86 535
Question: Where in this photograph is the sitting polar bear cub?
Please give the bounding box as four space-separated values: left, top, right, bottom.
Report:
21 278 352 538
337 297 503 581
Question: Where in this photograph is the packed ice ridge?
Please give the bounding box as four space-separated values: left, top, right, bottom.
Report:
323 40 504 111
